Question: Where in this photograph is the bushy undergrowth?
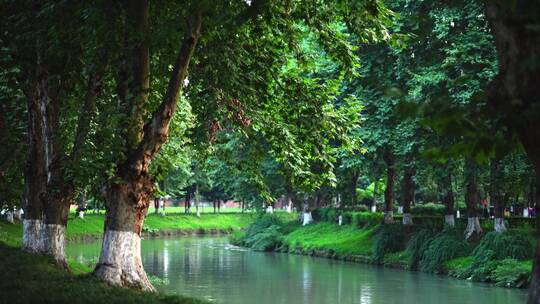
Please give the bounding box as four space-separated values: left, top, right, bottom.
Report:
411 203 445 216
473 231 533 261
420 231 471 273
373 224 408 263
450 230 533 287
231 214 284 251
490 259 532 288
406 229 436 270
314 208 383 228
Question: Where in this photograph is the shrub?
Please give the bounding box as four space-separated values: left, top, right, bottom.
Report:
345 205 369 212
420 231 471 273
373 223 408 263
472 231 533 261
244 225 283 251
244 213 282 240
460 230 534 283
490 259 531 288
411 203 445 216
229 231 245 246
342 212 353 225
352 212 383 228
406 229 436 270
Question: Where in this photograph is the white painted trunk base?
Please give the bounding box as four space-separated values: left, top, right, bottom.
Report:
384 211 394 224
302 212 313 226
444 214 455 228
402 213 413 225
95 230 155 292
494 217 507 233
23 219 44 253
464 217 482 239
14 209 23 220
5 211 14 223
43 224 66 265
78 211 84 219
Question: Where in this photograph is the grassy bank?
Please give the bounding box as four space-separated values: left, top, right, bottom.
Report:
0 213 258 244
0 212 264 303
233 213 535 289
0 241 205 304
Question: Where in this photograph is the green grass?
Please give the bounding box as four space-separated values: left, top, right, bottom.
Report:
0 241 206 304
282 222 376 255
77 207 253 215
446 256 473 272
383 250 410 267
0 213 262 304
1 212 259 244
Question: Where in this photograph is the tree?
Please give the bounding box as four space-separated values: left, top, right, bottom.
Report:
482 2 540 302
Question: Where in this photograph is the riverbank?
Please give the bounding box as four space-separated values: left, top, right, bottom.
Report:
232 212 535 289
0 241 206 304
0 212 262 304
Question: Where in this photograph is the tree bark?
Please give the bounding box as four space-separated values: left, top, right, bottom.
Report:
350 170 359 206
464 158 482 239
400 157 415 226
490 158 507 232
22 71 48 253
94 1 202 291
483 4 540 301
383 147 395 224
441 167 455 228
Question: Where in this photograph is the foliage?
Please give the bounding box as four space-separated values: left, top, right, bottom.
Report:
243 225 283 251
243 214 282 240
490 259 532 288
372 223 408 263
351 212 383 228
419 231 471 274
406 229 436 270
472 231 533 261
411 203 445 216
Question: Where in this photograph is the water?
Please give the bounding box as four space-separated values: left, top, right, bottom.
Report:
67 237 527 304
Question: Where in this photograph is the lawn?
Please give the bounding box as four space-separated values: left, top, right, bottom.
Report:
282 222 376 255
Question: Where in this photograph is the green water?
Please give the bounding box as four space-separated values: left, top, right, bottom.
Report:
67 237 526 304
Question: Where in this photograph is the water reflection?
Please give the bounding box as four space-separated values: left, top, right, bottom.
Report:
66 237 527 304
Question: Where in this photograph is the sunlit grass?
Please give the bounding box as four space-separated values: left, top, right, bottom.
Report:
282 222 376 255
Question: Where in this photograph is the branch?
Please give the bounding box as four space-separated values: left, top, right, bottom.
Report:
71 74 100 162
127 10 203 175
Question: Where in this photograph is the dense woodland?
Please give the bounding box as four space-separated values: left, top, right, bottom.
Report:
1 0 540 302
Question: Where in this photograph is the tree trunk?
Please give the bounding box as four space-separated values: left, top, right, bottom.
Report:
529 164 540 304
184 192 191 214
94 1 202 291
383 147 395 224
441 168 455 228
21 61 49 253
195 184 200 217
491 158 507 232
372 175 379 212
483 3 540 301
464 158 482 239
217 200 221 213
213 200 216 214
400 158 415 226
350 170 359 205
94 178 154 291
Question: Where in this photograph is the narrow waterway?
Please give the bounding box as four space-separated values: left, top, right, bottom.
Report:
67 237 526 304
